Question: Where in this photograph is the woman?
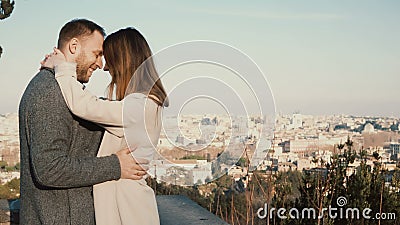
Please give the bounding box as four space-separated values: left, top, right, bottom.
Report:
43 27 168 225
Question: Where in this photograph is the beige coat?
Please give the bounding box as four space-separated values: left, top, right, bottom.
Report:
55 62 161 225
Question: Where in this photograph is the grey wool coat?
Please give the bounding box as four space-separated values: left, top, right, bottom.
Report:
19 68 121 225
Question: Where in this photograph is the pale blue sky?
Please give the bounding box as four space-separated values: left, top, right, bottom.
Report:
0 0 399 117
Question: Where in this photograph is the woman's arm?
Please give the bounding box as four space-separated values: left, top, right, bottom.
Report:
55 62 124 137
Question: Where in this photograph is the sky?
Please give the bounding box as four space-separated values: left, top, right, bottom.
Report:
0 0 399 117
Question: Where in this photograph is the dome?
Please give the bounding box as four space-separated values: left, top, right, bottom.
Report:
362 123 375 133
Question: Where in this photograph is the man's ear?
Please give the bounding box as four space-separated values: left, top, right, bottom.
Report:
68 38 80 55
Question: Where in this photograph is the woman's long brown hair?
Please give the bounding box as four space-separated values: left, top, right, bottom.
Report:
103 27 168 107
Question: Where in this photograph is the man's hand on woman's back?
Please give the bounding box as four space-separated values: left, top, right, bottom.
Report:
115 148 149 180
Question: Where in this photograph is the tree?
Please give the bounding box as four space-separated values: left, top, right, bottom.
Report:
373 151 381 161
0 0 15 20
1 0 16 59
181 155 206 160
346 159 372 225
271 171 300 225
6 178 19 197
235 157 246 167
0 160 7 171
0 178 20 199
14 162 20 171
390 122 399 131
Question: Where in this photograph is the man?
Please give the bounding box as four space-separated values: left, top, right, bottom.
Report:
19 19 146 224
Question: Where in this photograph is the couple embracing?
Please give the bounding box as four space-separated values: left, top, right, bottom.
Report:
19 18 168 225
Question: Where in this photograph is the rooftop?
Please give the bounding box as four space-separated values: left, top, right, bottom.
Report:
0 196 229 225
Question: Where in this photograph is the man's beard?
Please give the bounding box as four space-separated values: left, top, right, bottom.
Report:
75 52 91 83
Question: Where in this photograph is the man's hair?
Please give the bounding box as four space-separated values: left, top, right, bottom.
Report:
57 19 105 49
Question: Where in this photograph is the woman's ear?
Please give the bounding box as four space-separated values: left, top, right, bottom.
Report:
68 38 80 55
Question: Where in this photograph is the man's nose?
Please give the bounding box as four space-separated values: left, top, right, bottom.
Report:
96 57 103 69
